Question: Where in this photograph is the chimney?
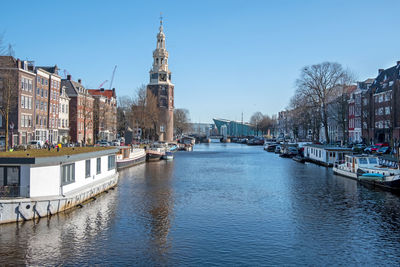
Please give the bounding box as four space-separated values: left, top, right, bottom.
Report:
378 69 384 74
78 79 82 84
67 74 71 80
100 88 104 91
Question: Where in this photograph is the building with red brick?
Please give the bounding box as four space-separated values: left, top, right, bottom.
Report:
0 56 35 146
34 68 50 143
37 65 62 144
62 75 94 144
349 79 373 143
87 88 117 142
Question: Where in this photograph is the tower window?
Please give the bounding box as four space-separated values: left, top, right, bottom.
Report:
156 58 159 64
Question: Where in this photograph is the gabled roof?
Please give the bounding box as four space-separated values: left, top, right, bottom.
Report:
36 65 60 76
61 78 91 98
87 89 116 99
371 63 400 94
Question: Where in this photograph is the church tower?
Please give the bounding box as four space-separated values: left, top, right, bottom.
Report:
147 16 174 142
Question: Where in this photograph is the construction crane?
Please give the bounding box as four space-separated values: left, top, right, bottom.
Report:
109 65 117 90
97 80 108 89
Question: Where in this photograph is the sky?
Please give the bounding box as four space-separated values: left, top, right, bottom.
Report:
1 0 399 123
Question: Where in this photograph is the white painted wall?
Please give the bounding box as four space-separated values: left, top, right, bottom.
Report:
30 165 61 197
306 147 327 163
61 155 116 194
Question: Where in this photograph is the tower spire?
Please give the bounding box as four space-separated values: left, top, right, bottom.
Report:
159 12 163 32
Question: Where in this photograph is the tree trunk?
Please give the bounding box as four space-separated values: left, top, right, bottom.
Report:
5 111 9 151
323 104 330 144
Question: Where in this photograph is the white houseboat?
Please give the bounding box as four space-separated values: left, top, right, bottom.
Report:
0 147 119 224
304 144 353 167
333 154 400 190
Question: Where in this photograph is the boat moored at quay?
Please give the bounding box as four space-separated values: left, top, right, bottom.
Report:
304 144 353 167
333 154 400 190
116 146 146 170
0 147 119 225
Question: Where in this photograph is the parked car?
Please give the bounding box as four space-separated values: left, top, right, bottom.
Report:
376 146 391 155
364 145 378 154
375 143 390 148
99 141 109 147
29 140 44 149
274 146 281 154
352 143 366 153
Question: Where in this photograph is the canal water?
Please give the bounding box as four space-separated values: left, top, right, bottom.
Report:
2 143 400 265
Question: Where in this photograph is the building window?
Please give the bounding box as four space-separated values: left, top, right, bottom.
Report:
386 91 392 101
61 163 75 185
97 157 101 174
108 155 115 170
85 159 91 178
385 107 390 115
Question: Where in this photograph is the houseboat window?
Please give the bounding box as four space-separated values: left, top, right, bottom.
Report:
85 160 91 178
368 158 378 164
61 163 75 185
0 167 20 186
358 158 368 165
108 155 116 170
0 167 20 197
97 158 101 174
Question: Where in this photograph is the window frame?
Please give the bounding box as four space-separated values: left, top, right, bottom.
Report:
85 159 91 178
96 157 101 174
61 163 75 185
108 155 115 170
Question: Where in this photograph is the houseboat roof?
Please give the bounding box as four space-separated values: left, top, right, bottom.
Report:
304 144 353 151
0 147 119 165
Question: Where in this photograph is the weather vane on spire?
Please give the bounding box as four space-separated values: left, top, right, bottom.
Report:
160 12 163 26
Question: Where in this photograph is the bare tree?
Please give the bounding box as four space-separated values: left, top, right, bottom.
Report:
145 90 159 141
0 58 17 151
116 95 134 137
250 112 264 136
296 62 351 143
0 33 15 57
92 98 103 142
81 91 94 145
174 108 191 136
0 34 6 55
128 85 147 139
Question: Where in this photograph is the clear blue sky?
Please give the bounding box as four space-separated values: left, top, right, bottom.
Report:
1 0 399 123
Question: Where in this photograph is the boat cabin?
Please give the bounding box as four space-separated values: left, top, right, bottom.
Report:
343 155 379 173
304 144 353 167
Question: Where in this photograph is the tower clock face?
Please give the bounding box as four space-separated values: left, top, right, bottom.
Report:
159 73 167 81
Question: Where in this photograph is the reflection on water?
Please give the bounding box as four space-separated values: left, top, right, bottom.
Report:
1 143 400 265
